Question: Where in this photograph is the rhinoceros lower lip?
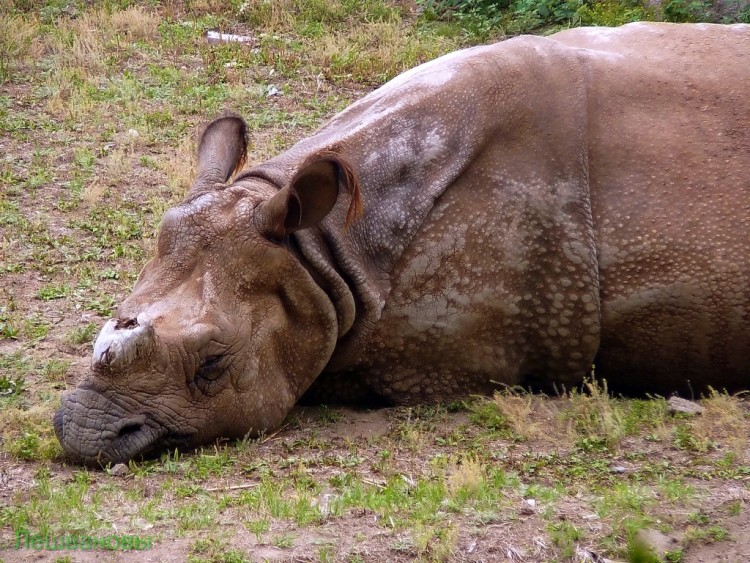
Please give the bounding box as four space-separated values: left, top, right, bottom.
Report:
97 422 197 466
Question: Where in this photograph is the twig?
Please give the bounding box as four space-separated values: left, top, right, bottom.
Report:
204 483 258 492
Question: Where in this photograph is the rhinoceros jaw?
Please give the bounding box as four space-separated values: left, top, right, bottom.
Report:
92 316 154 372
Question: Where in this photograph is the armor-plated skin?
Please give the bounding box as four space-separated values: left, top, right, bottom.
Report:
55 23 750 465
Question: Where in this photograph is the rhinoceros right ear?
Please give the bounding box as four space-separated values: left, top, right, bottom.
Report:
255 152 362 239
190 115 248 194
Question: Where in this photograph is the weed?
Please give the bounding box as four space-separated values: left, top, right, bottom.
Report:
673 423 713 453
189 448 236 479
176 498 219 532
272 532 295 548
489 389 539 440
563 376 627 449
318 404 344 423
37 283 72 301
468 399 510 433
245 518 269 541
65 322 98 345
0 373 25 399
684 524 730 545
548 520 583 558
446 455 486 501
727 500 742 517
0 406 62 461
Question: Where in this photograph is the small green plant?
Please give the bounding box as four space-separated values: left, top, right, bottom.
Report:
418 0 507 37
0 373 24 398
548 520 583 558
673 423 713 452
65 322 98 345
245 518 270 541
0 317 20 338
661 0 712 22
37 283 71 301
318 404 344 424
272 532 295 548
578 0 654 25
468 399 510 432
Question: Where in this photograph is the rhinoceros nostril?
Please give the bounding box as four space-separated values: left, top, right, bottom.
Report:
118 422 143 438
116 415 147 438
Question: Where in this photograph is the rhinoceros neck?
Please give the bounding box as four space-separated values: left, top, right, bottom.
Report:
242 37 601 376
243 52 501 368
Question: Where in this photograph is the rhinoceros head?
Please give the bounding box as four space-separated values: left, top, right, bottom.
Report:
54 116 360 466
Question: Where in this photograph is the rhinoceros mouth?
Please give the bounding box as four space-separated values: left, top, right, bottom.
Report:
54 389 196 467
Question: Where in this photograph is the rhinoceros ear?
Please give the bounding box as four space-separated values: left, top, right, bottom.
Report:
256 152 362 239
190 115 247 194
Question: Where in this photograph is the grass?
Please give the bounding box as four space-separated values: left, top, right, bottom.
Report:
0 0 748 560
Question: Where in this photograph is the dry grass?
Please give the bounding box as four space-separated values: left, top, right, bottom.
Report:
690 389 750 459
446 455 485 497
491 389 568 442
315 22 456 83
0 14 41 82
159 133 198 198
110 6 161 41
43 13 106 76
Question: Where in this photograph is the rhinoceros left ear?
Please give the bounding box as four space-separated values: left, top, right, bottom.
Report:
190 115 248 194
256 152 362 239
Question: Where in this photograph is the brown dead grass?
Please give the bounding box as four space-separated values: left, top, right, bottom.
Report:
0 14 41 80
492 390 570 443
110 6 161 41
446 455 485 497
43 13 106 75
690 390 750 460
315 22 455 83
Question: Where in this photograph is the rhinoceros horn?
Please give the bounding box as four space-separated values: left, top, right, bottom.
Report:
92 317 155 373
191 115 247 193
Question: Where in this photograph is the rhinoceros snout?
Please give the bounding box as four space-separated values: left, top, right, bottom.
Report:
92 316 155 372
54 389 169 466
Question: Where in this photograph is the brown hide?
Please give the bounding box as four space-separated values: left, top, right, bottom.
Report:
255 23 750 400
55 23 750 465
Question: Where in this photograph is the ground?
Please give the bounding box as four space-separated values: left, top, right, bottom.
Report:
0 2 748 562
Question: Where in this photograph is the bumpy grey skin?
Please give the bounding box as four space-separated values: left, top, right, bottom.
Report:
55 22 750 466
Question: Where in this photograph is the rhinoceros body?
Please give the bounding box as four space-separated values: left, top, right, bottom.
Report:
55 22 750 465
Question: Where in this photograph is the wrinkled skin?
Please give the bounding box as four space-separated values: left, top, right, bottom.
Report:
55 23 750 466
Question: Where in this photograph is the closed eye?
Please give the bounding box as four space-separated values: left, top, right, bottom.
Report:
196 354 225 382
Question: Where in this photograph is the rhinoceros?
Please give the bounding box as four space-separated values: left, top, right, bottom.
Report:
54 22 750 465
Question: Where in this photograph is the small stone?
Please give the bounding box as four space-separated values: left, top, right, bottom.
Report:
109 463 129 477
668 396 705 416
611 466 627 474
583 513 601 521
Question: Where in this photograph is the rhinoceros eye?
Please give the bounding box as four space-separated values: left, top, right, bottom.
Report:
194 355 226 393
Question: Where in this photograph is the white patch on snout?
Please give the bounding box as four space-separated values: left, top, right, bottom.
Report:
93 318 154 370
